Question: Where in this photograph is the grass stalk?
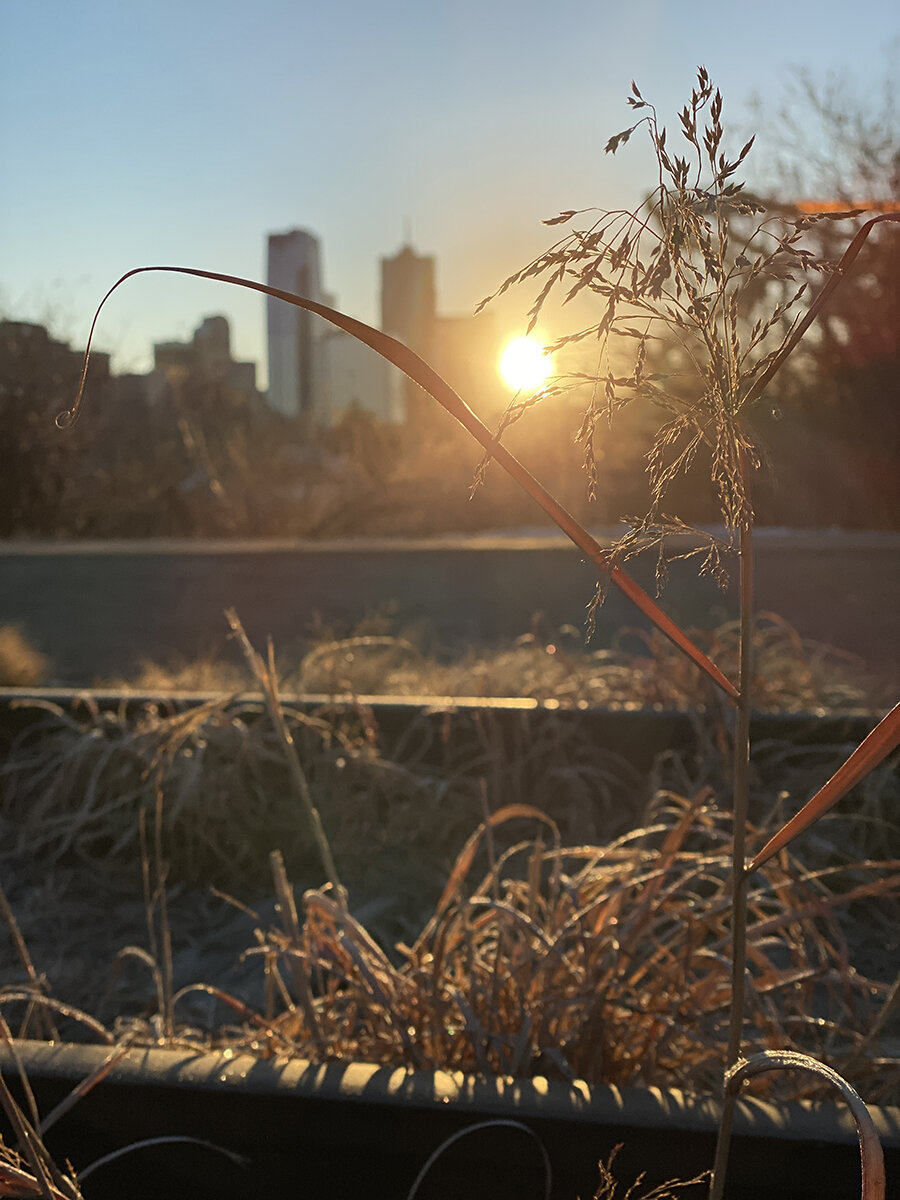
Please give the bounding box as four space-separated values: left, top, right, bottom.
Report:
139 788 176 1039
405 1119 552 1200
741 213 900 408
709 457 754 1200
268 848 325 1055
0 1026 78 1200
78 1137 248 1182
39 1041 133 1136
226 607 348 911
0 884 57 1042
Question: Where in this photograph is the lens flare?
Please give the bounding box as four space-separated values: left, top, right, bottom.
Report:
498 336 552 392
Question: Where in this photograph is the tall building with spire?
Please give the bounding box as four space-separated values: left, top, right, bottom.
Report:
266 229 327 418
264 229 500 426
380 243 436 360
380 243 437 423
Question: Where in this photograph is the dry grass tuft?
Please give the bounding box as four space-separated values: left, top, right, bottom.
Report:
3 760 897 1101
209 794 897 1104
0 627 49 689
0 694 645 896
95 614 887 713
592 1147 709 1198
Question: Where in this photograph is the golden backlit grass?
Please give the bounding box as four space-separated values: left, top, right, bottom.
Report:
0 628 49 689
198 796 899 1105
94 612 885 714
3 795 899 1107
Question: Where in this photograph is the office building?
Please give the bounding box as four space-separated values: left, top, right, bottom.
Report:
380 243 438 424
150 314 259 404
380 243 437 360
320 328 404 425
266 229 327 419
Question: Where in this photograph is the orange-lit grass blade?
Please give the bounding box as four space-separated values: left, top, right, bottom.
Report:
408 803 558 965
747 701 900 874
39 1040 133 1136
598 788 710 943
59 266 738 702
634 788 711 912
435 803 558 919
171 982 282 1034
0 1159 74 1200
709 868 900 955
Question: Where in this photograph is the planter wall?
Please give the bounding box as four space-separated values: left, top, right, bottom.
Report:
1 532 897 684
0 688 883 776
2 1041 898 1200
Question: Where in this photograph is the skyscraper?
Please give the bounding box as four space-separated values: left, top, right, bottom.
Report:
266 229 326 418
380 243 437 424
380 243 436 360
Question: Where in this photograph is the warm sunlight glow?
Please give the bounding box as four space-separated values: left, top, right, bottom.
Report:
498 336 553 392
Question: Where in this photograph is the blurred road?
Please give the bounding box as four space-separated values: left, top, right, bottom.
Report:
1 531 897 686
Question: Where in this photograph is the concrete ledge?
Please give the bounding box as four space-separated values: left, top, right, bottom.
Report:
2 1040 897 1199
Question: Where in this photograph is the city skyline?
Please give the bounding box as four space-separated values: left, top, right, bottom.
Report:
3 3 898 393
263 227 504 423
0 222 505 429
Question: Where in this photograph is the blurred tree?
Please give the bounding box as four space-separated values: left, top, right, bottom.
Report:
746 60 900 527
0 321 110 536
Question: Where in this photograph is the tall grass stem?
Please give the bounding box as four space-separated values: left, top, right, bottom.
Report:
710 461 754 1200
226 608 348 910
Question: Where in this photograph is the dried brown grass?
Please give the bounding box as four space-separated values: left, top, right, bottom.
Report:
96 612 885 713
191 793 896 1106
0 693 647 894
0 628 49 689
593 1148 708 1198
8 769 894 1104
6 795 897 1106
1 659 896 1196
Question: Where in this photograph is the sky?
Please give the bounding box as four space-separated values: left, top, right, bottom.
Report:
3 0 899 387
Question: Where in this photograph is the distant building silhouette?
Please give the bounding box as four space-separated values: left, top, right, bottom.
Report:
266 228 327 419
0 319 110 403
192 315 231 379
381 244 437 426
380 243 436 361
265 227 405 426
149 314 259 404
320 328 405 425
262 229 503 427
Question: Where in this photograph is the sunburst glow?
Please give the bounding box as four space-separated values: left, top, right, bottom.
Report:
498 336 553 392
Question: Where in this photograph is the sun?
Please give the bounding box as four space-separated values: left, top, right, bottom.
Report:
498 336 553 393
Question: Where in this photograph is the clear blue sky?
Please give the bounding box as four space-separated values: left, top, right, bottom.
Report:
3 1 898 385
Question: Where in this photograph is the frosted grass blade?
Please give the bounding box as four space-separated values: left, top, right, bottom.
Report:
748 701 900 873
